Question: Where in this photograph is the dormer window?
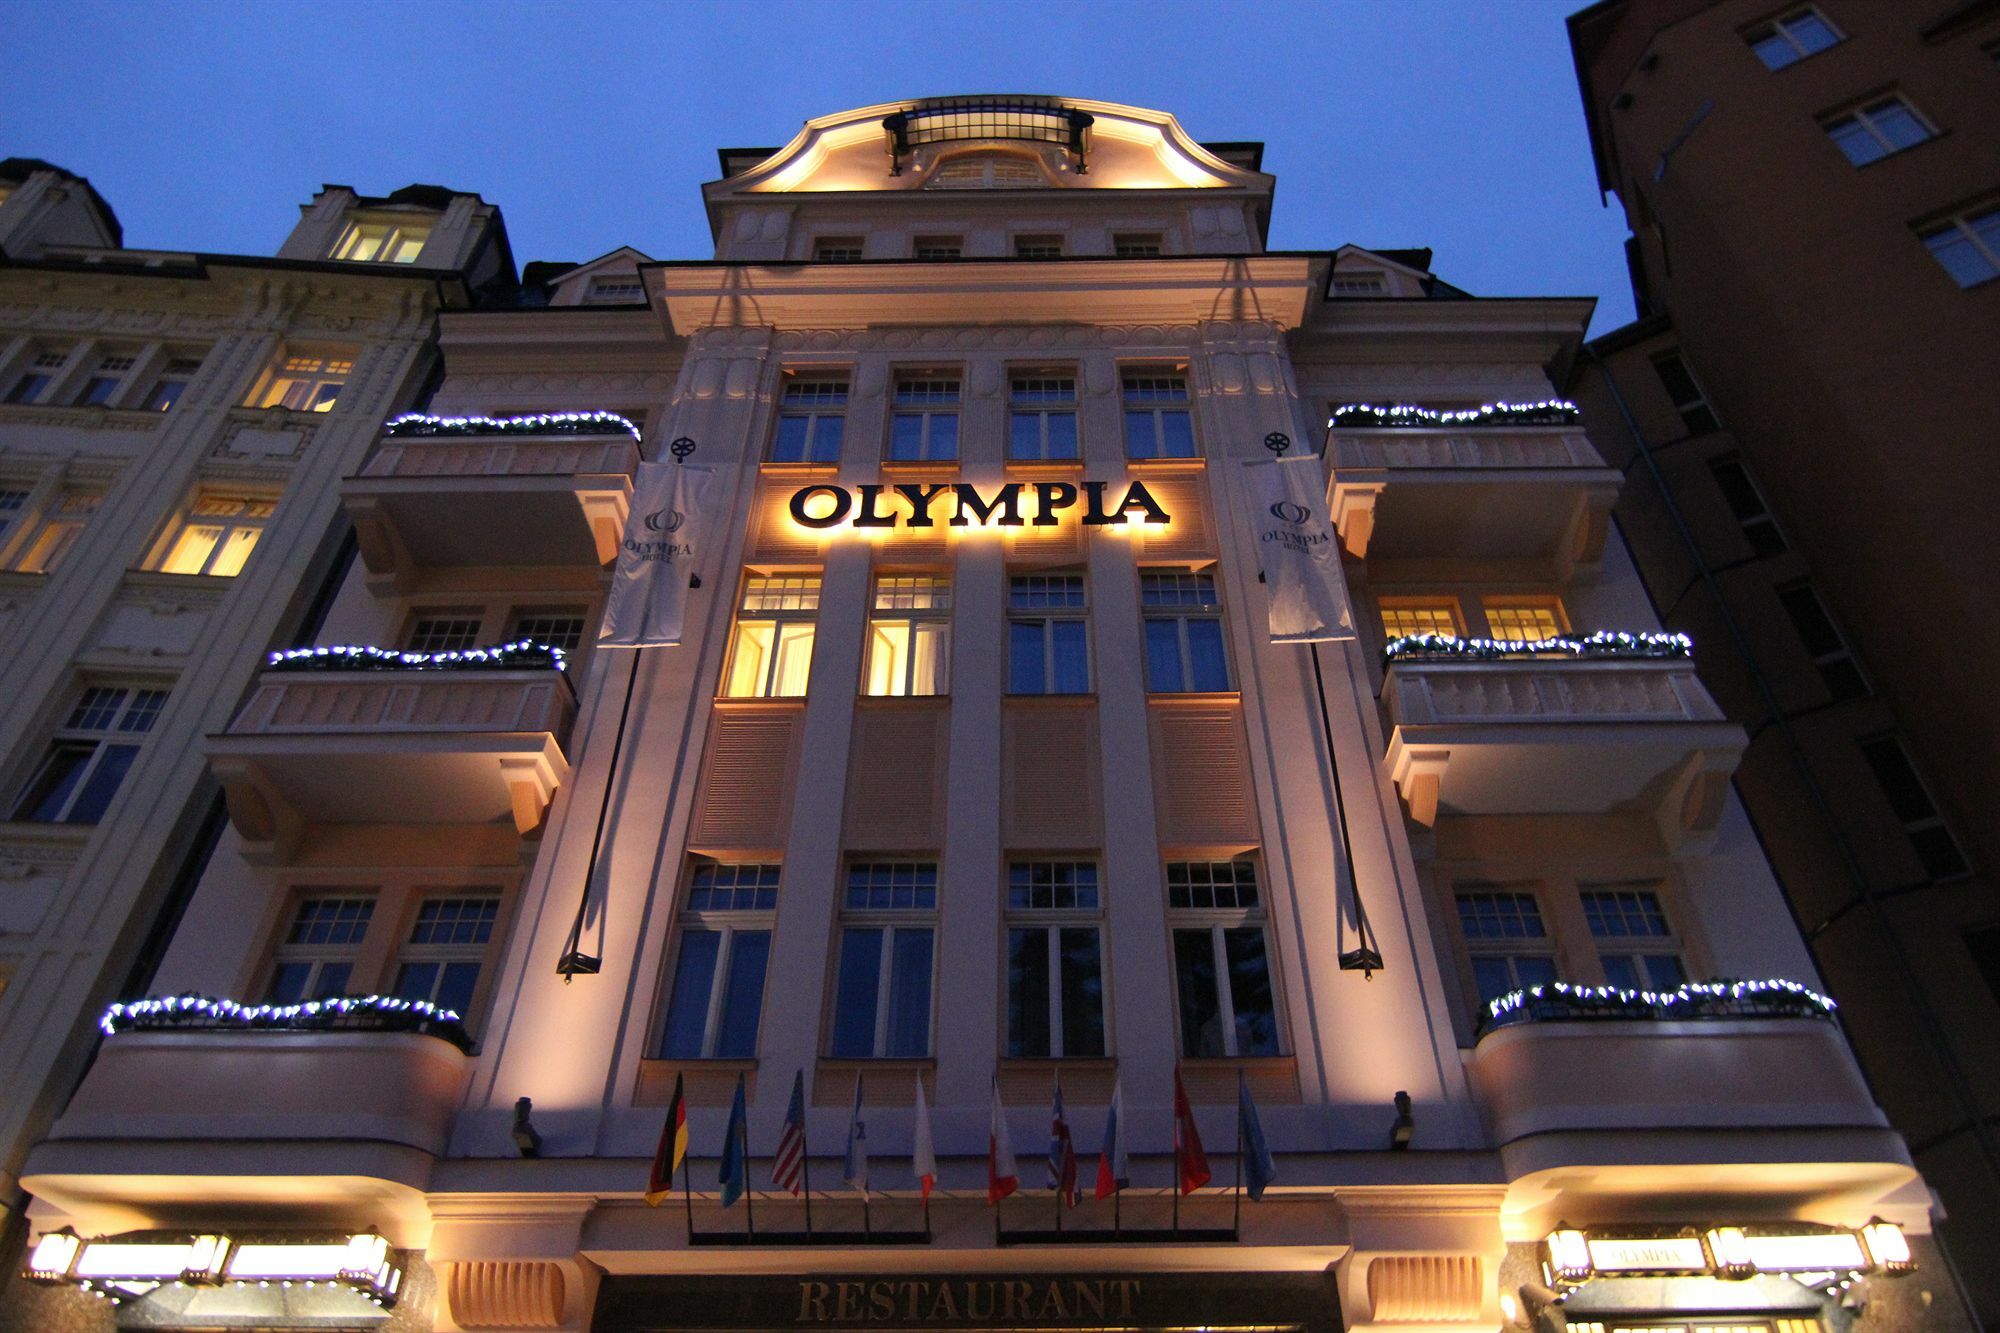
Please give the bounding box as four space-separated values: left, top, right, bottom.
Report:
913 236 964 260
1014 235 1064 258
1333 272 1387 295
814 237 865 262
923 155 1051 190
1113 233 1164 258
584 276 645 304
331 218 431 264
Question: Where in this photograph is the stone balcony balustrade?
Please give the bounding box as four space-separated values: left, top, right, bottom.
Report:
1326 418 1620 580
207 645 574 862
340 413 640 589
1380 637 1744 845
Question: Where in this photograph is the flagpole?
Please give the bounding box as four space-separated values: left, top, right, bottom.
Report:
1172 1068 1181 1237
1053 1072 1063 1234
1233 1082 1244 1237
858 1071 871 1238
682 1134 694 1237
556 645 641 979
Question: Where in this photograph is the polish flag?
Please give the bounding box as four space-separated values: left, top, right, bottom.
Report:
913 1076 938 1202
1174 1067 1211 1195
988 1077 1019 1204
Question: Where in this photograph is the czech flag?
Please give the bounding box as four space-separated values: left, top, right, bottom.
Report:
1094 1078 1129 1200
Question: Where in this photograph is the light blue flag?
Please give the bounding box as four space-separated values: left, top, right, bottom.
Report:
1239 1070 1277 1202
718 1073 749 1207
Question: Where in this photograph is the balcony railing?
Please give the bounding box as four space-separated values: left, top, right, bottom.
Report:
100 993 473 1052
1480 978 1837 1035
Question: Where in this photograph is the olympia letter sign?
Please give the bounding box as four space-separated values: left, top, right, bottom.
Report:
599 462 715 647
1244 455 1356 642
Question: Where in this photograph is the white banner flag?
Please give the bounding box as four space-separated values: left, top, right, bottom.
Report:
598 462 714 647
1244 455 1356 642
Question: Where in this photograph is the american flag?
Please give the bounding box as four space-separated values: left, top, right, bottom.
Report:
773 1069 807 1196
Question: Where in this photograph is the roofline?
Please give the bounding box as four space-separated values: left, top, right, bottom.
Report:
1566 0 1627 201
0 249 473 301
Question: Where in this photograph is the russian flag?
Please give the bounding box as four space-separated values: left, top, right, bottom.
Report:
1094 1078 1129 1200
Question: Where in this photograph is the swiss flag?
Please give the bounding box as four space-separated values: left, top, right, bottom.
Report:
1173 1067 1211 1195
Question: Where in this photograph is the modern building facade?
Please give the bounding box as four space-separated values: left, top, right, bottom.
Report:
1563 3 2000 1321
2 97 1973 1332
0 160 516 1247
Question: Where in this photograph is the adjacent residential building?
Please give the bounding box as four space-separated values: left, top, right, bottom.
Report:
3 98 1973 1332
0 160 517 1254
1564 2 2000 1320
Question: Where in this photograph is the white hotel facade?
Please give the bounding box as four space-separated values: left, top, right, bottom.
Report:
1 100 1972 1333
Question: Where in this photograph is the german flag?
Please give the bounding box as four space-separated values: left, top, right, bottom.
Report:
645 1073 689 1206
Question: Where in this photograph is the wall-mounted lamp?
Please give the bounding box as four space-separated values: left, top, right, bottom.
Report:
1542 1227 1592 1286
1861 1219 1913 1275
1389 1090 1414 1150
512 1096 543 1158
1704 1225 1755 1279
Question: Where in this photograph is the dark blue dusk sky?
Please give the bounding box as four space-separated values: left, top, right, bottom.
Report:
12 0 1635 335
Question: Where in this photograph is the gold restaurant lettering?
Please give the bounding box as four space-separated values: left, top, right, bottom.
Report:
788 481 1170 531
794 1277 1142 1324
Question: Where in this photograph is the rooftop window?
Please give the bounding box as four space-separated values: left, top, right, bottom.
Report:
330 218 430 264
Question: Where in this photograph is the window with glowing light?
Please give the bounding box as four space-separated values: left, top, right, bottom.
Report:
152 493 273 577
1480 596 1568 642
11 684 168 825
330 217 431 264
829 861 937 1058
1006 861 1106 1059
1168 859 1280 1058
250 353 352 413
659 863 780 1059
723 574 820 698
4 489 102 574
1378 597 1462 640
865 574 951 697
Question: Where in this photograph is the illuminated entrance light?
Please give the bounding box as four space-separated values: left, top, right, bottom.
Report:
787 479 1171 532
24 1230 404 1309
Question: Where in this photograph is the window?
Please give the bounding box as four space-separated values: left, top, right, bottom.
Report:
1777 583 1866 700
659 864 779 1059
1963 925 2000 1010
1581 886 1687 991
7 490 101 574
5 349 69 405
393 895 501 1017
584 276 644 304
913 236 964 260
1014 235 1063 258
829 862 937 1058
265 896 375 1003
865 575 951 696
1169 859 1279 1058
1860 737 1969 880
1920 205 2000 288
1708 457 1787 557
723 574 820 698
1008 571 1090 694
1455 888 1559 1006
1651 351 1719 435
1332 273 1386 295
1378 598 1463 639
771 376 847 464
925 156 1048 190
1113 233 1163 257
406 614 484 654
888 373 961 462
1006 861 1106 1058
253 354 351 413
813 237 864 262
1745 7 1841 69
70 354 135 407
1822 96 1933 166
154 494 273 577
1481 597 1568 642
1142 569 1230 692
0 489 31 547
509 610 588 652
1123 373 1197 459
1008 375 1079 461
11 685 169 824
331 218 430 264
141 357 202 413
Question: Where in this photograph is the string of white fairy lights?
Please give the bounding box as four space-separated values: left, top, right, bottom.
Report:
1486 978 1837 1026
265 638 567 672
1384 631 1692 661
382 410 640 441
1329 399 1580 428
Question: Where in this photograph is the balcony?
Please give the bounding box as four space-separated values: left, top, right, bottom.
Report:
1380 636 1743 844
22 996 468 1238
1466 981 1922 1225
208 644 573 861
341 413 639 588
1326 409 1619 579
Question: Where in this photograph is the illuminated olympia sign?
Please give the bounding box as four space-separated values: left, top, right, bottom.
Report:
788 480 1170 531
